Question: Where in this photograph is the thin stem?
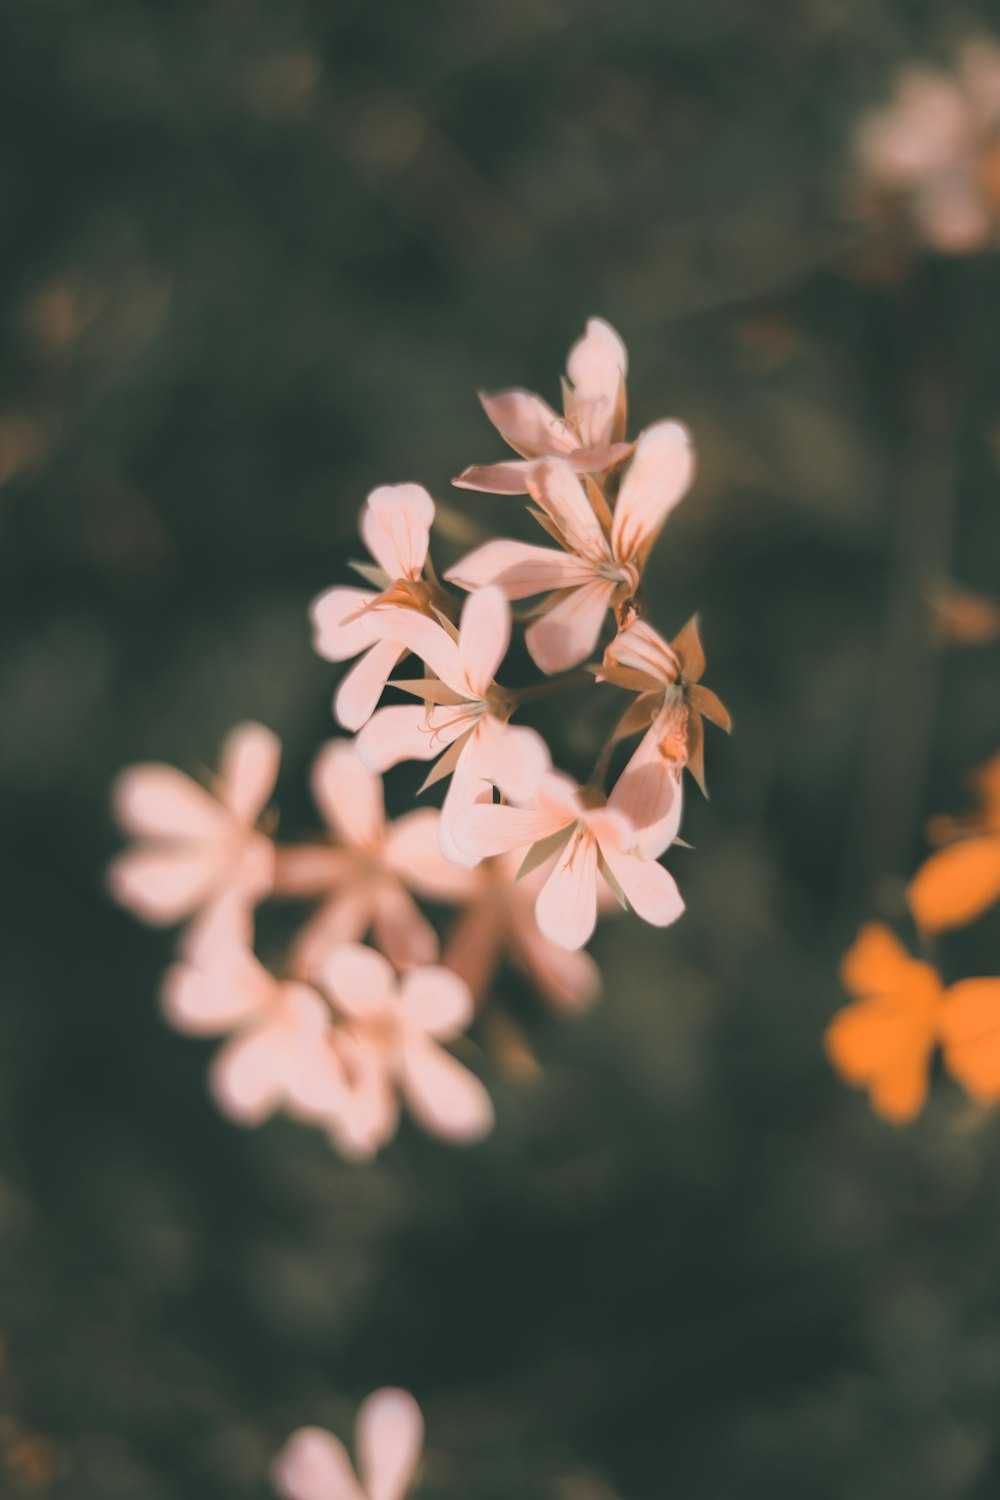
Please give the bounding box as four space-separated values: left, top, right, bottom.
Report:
510 670 595 705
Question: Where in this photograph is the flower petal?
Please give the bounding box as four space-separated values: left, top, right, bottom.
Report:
473 714 551 805
384 808 481 901
400 965 473 1038
210 1025 287 1126
535 829 598 951
108 845 229 925
273 1427 366 1500
608 722 685 858
161 949 270 1035
452 800 569 863
611 420 694 562
446 539 597 600
479 388 576 459
310 586 382 662
112 765 228 840
360 483 435 581
312 740 385 848
357 1389 425 1500
456 587 510 698
402 1035 495 1142
598 844 685 929
356 706 465 773
565 316 627 450
907 836 1000 933
525 578 615 674
527 460 610 563
940 978 1000 1103
825 998 933 1123
437 740 496 867
289 885 377 982
219 723 281 823
839 922 919 998
318 942 398 1020
452 459 537 495
335 639 406 731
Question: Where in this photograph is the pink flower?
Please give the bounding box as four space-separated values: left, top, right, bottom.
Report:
447 422 695 673
109 722 279 944
354 587 550 865
454 317 634 495
599 615 731 801
453 770 684 951
444 852 601 1012
161 918 338 1128
315 944 494 1148
274 741 476 979
274 1389 424 1500
311 483 448 731
857 43 1000 253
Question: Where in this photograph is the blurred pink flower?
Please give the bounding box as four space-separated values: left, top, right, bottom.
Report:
108 722 279 945
311 483 448 731
454 770 684 951
315 944 494 1148
447 422 695 673
354 587 550 865
857 41 1000 253
454 316 634 495
274 741 476 978
444 852 601 1012
161 915 339 1128
274 1389 424 1500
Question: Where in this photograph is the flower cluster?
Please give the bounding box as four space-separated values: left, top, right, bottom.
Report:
110 318 729 1156
856 38 1000 254
826 750 1000 1123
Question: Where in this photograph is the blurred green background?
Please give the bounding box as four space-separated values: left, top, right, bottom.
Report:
3 1 1000 1496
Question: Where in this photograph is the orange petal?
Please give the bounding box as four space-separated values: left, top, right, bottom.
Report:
824 997 933 1122
907 836 1000 933
940 978 1000 1103
839 922 915 998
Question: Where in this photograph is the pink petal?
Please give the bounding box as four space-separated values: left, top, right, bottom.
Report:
181 889 256 963
273 1427 366 1500
604 619 679 684
312 740 385 848
509 908 601 1011
329 1030 400 1158
219 723 281 824
479 388 577 459
272 844 351 898
535 829 599 951
599 844 685 929
445 539 595 600
473 715 551 805
112 765 228 841
210 1026 286 1126
360 483 435 581
527 460 610 564
371 881 441 968
318 942 398 1021
399 965 473 1038
611 421 694 562
608 722 685 858
452 802 566 861
107 844 228 925
289 884 377 982
452 460 537 495
160 949 270 1035
384 808 481 902
456 587 510 698
437 740 497 867
355 706 465 773
565 316 627 450
335 639 406 731
310 586 383 662
401 1034 495 1142
525 578 615 674
357 1391 424 1500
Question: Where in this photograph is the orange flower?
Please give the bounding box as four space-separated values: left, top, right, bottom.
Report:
907 753 1000 933
825 922 1000 1121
